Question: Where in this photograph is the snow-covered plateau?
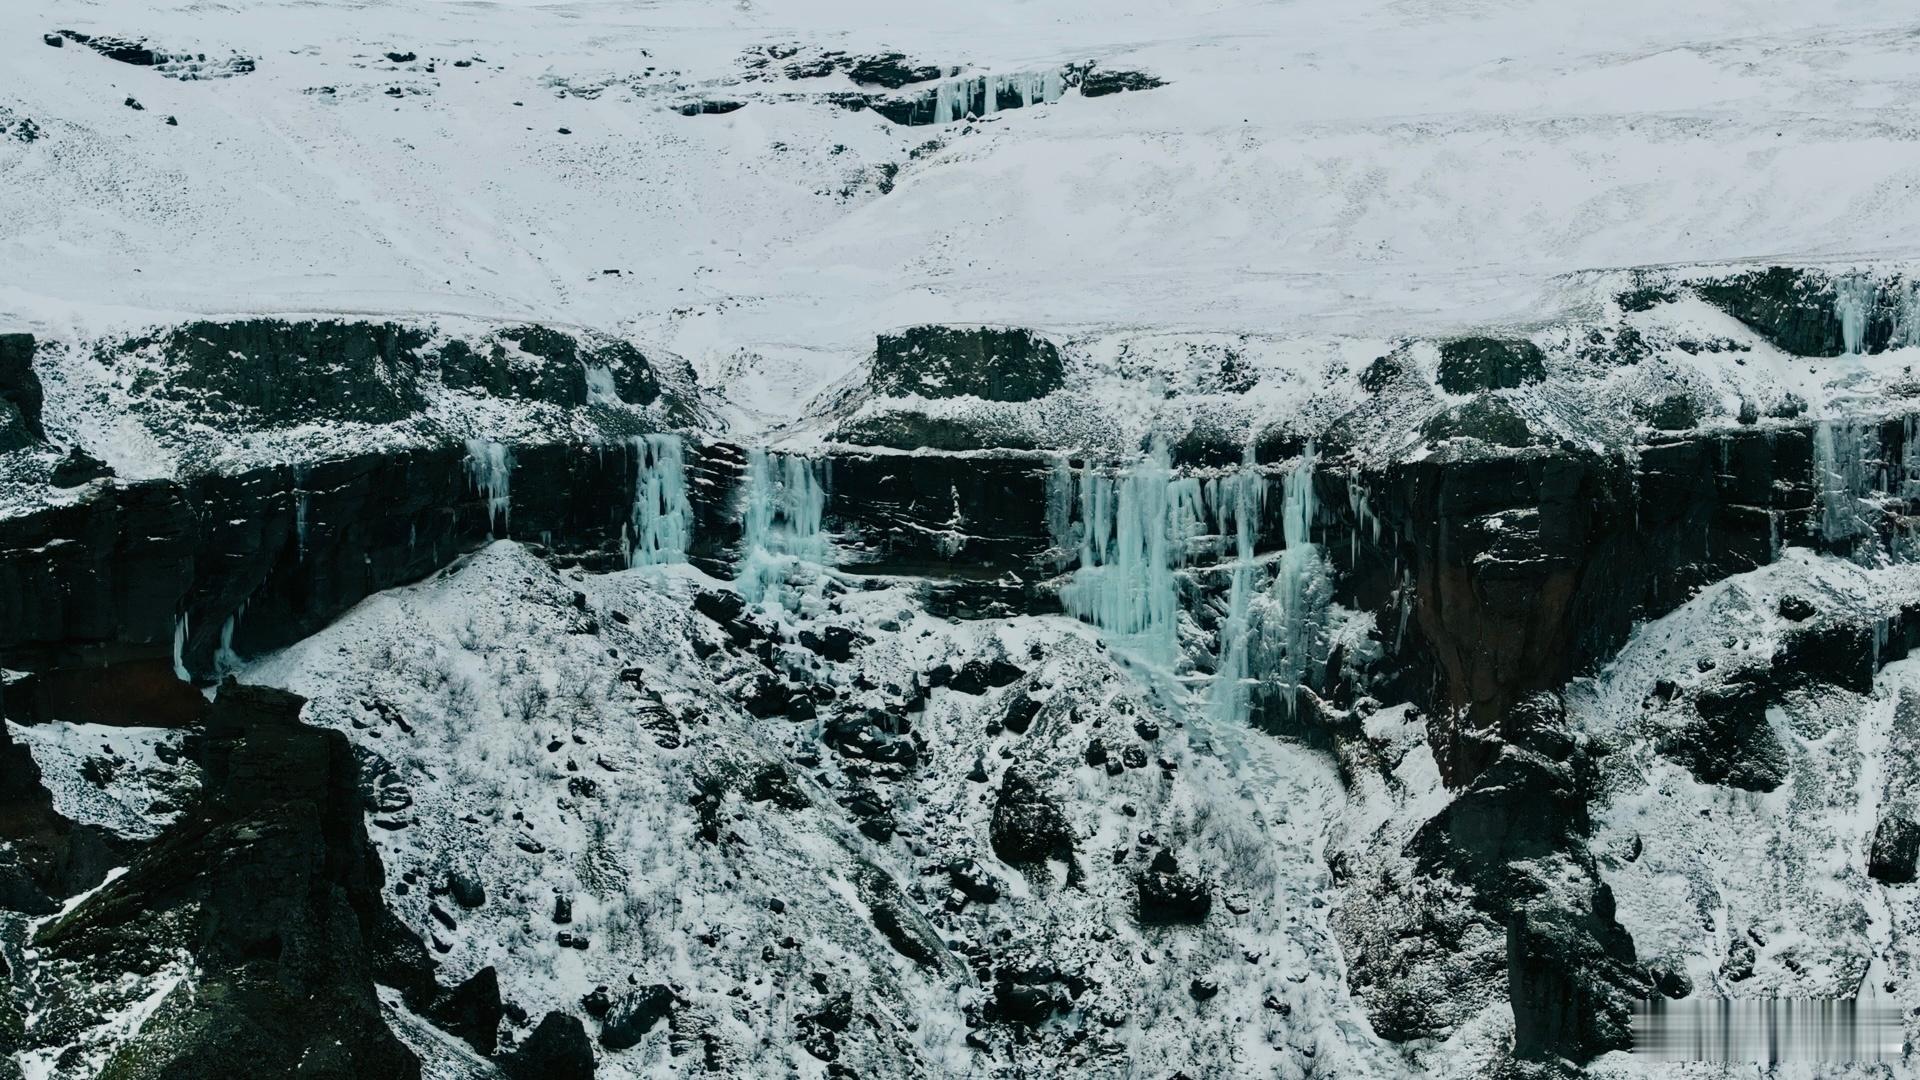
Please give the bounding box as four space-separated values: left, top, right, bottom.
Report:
6 2 1920 1079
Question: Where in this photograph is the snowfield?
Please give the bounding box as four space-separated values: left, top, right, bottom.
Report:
7 0 1920 431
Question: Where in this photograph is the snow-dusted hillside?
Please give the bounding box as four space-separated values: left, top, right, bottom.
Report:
8 0 1920 430
11 2 1920 1079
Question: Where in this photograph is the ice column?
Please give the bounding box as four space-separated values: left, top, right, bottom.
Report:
1251 444 1333 722
627 434 693 567
1836 274 1875 356
1059 442 1205 667
1813 419 1876 547
737 449 830 603
465 439 513 537
1203 460 1267 725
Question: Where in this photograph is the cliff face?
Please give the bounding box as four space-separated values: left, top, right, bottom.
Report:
5 265 1920 1078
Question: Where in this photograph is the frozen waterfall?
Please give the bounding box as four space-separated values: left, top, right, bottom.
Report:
464 439 513 537
737 449 830 604
1057 442 1205 667
1835 274 1875 356
1250 444 1334 724
1052 442 1333 724
626 434 693 567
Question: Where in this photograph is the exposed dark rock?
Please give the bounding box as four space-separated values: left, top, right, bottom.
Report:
747 763 811 809
1868 814 1919 884
1410 747 1589 896
1659 674 1788 792
1696 267 1896 356
447 870 485 909
502 1011 595 1080
1778 594 1816 622
0 698 127 913
49 447 112 488
1637 393 1701 432
419 965 503 1055
853 862 945 968
1078 67 1165 97
678 100 745 116
599 983 674 1050
949 658 1025 694
32 683 424 1079
1135 850 1210 925
946 857 1001 904
0 333 45 449
1002 692 1041 735
1506 887 1644 1062
844 53 943 89
1435 337 1546 394
990 764 1076 876
1358 353 1403 393
869 326 1063 403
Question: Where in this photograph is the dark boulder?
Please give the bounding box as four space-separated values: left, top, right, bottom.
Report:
1506 887 1645 1062
49 447 112 488
989 765 1076 874
869 326 1063 403
1409 747 1590 894
1135 850 1210 925
1002 692 1042 735
845 53 942 88
420 965 503 1055
853 862 945 968
502 1012 595 1080
447 871 485 909
1078 67 1165 97
1868 813 1919 884
1420 394 1541 449
1659 675 1788 792
598 983 673 1050
946 857 1001 904
949 658 1024 695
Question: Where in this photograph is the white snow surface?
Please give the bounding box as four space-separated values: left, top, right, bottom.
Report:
7 0 1920 433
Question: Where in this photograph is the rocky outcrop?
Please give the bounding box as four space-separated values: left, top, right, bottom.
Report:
0 708 126 912
1434 338 1546 394
0 333 44 451
31 683 427 1079
868 326 1064 403
114 318 665 431
1695 267 1905 356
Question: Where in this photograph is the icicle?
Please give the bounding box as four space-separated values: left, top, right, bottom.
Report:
737 449 830 604
1835 274 1875 356
1045 455 1076 569
214 598 250 678
1248 444 1333 723
628 434 693 567
1203 458 1268 725
1812 419 1876 547
1893 280 1920 348
1059 441 1199 665
464 439 513 537
172 612 191 682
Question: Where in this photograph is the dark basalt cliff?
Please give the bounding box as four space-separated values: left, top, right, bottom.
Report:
4 271 1917 1074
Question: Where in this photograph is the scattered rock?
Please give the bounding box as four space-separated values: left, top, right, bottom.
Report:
502 1011 595 1080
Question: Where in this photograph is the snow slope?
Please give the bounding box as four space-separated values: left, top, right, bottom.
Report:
7 0 1920 427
